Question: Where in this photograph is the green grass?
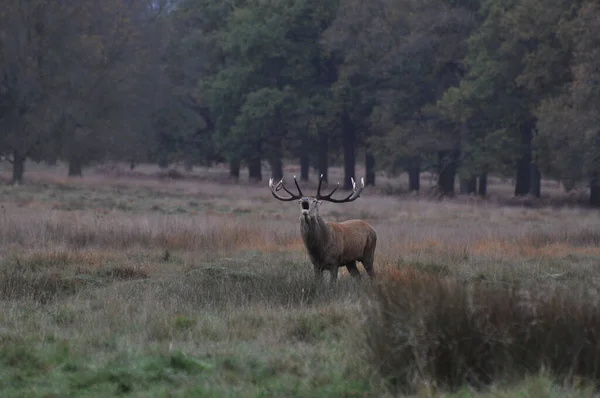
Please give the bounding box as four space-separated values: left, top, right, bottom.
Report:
0 337 372 397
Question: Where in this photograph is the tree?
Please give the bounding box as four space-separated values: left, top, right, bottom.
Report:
203 0 339 182
535 2 600 206
438 0 529 196
440 0 581 198
231 87 296 180
0 0 171 180
150 0 229 171
325 0 480 194
0 0 73 183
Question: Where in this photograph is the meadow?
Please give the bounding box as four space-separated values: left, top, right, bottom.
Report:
1 162 600 397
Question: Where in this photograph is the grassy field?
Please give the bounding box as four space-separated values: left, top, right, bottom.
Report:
1 162 600 397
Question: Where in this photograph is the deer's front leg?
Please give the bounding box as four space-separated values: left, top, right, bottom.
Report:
313 264 324 284
329 266 338 285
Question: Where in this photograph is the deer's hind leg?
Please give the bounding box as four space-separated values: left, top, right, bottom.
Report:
362 236 377 278
345 261 361 278
362 255 376 278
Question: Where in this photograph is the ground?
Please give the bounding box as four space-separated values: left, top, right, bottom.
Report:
0 162 599 397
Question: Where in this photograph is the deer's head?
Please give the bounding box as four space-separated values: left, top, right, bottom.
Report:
268 174 365 219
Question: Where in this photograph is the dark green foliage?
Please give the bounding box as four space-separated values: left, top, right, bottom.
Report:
201 0 340 180
439 0 530 182
534 1 600 204
438 0 587 196
324 0 480 190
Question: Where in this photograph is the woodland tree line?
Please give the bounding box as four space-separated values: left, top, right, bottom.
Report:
2 1 600 204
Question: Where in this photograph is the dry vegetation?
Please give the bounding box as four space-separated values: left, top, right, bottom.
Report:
2 162 600 397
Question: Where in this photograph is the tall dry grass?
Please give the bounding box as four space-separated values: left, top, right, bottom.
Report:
0 206 300 253
364 267 600 394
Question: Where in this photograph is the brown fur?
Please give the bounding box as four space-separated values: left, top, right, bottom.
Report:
300 214 377 284
268 175 376 284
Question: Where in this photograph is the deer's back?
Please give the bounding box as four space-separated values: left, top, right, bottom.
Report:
328 219 377 262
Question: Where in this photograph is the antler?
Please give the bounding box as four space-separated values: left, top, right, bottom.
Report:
316 174 365 203
268 175 304 201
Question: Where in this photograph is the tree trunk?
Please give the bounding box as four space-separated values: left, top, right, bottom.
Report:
469 177 477 194
68 158 83 177
269 157 283 181
11 151 25 185
515 158 530 196
529 163 541 198
591 175 600 208
229 158 240 180
157 156 169 169
437 150 457 196
342 108 356 190
300 135 310 182
460 177 477 195
318 132 328 183
408 157 420 192
365 151 375 186
515 119 535 196
478 173 488 196
267 128 284 181
248 158 262 181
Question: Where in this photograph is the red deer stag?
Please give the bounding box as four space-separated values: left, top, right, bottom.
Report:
268 174 377 284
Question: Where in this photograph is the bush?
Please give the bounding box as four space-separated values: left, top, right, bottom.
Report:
364 266 600 394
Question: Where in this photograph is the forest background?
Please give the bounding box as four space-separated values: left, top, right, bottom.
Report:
2 0 599 205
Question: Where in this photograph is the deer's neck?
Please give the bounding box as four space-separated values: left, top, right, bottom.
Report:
300 214 330 259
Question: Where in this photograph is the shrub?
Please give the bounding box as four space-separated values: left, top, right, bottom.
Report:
364 266 600 394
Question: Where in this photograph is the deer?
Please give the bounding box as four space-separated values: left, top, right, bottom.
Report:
268 174 377 285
